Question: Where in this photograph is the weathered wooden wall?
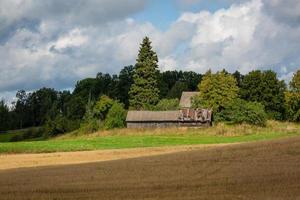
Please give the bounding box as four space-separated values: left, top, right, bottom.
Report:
127 122 179 128
126 121 211 128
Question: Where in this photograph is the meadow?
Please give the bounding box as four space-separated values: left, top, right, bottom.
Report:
0 121 299 154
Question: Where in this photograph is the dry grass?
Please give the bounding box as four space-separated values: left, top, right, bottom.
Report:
1 136 300 199
1 121 298 154
55 120 300 140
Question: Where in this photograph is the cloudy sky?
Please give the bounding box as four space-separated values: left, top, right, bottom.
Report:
0 0 300 101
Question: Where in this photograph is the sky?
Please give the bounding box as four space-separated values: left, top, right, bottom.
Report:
0 0 300 102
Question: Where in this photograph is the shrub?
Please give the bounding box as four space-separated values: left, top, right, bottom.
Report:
79 118 102 134
9 127 45 142
9 134 24 142
93 95 114 120
154 98 179 110
104 102 127 130
45 115 80 137
217 99 267 126
23 127 44 139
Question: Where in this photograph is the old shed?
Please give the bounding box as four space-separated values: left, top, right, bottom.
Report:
126 91 212 128
126 111 181 128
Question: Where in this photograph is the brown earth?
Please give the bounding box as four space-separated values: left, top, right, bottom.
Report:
0 144 228 170
1 137 300 200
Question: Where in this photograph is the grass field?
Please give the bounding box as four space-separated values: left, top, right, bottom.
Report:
1 136 300 199
0 121 299 154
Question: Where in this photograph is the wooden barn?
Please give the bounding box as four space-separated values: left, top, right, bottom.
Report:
126 111 180 128
126 92 212 128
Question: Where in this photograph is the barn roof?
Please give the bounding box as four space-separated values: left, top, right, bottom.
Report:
179 92 199 108
126 111 180 122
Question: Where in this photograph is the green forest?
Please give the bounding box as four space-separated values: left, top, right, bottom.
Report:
0 37 299 140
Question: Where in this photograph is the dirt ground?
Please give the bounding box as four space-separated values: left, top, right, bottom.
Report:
1 137 300 200
0 144 227 170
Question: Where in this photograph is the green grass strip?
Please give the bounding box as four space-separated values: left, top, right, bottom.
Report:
0 131 298 154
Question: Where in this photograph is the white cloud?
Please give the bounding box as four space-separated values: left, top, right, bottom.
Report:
0 0 300 100
156 0 300 77
51 29 88 50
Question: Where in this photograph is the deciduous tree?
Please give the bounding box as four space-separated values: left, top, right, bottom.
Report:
285 70 300 122
193 70 239 112
240 70 286 120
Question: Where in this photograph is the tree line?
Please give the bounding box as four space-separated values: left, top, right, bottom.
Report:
0 37 299 136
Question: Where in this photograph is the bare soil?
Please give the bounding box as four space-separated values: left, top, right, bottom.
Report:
1 137 300 199
0 144 225 170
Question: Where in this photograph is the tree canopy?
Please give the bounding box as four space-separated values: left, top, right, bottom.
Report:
0 37 298 134
129 37 160 110
193 70 239 112
240 70 286 120
285 70 300 122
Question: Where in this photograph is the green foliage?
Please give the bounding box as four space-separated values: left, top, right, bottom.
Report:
79 95 123 133
129 37 160 110
79 118 102 134
78 97 103 134
217 99 267 126
1 34 294 134
45 115 80 137
93 95 114 120
28 88 58 126
0 100 9 131
1 122 300 153
154 99 179 111
285 92 300 121
167 82 188 99
116 66 134 108
9 127 45 142
65 95 86 120
285 71 300 122
240 70 286 120
232 70 244 87
0 127 44 142
14 90 31 128
290 70 300 92
193 70 239 112
158 70 202 98
104 102 126 130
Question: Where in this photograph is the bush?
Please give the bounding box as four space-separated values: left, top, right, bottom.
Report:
9 127 45 142
45 115 80 137
104 102 126 130
23 127 44 139
216 99 267 126
154 98 179 110
79 118 102 134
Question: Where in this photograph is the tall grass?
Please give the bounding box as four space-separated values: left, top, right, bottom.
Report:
0 121 299 154
56 121 300 140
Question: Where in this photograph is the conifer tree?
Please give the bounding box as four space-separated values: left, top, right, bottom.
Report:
129 37 160 109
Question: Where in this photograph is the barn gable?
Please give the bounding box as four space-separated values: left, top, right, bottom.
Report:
179 92 199 108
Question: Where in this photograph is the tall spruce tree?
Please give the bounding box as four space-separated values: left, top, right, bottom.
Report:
129 37 160 110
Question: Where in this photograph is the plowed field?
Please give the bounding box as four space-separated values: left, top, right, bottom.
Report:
1 137 300 199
